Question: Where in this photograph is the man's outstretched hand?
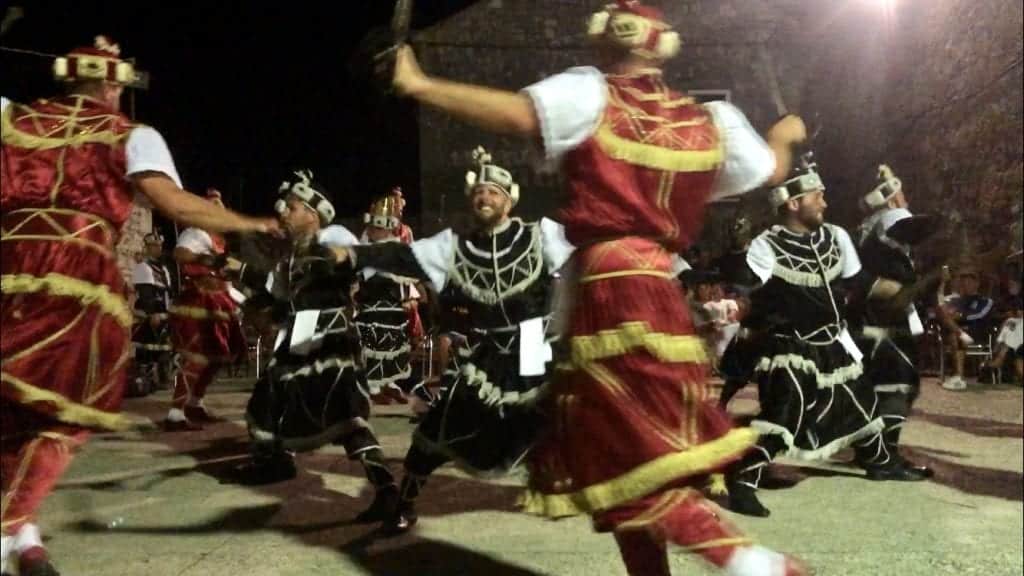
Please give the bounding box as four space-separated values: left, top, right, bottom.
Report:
392 44 428 97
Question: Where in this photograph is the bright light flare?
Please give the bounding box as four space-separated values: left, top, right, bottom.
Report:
865 0 897 21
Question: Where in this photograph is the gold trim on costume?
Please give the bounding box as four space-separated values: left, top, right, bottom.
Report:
1 307 89 365
582 361 688 451
615 489 693 531
0 373 129 430
683 537 753 552
594 122 722 173
578 239 671 280
571 321 708 366
1 515 32 532
169 305 236 322
1 97 131 151
578 269 675 284
0 438 42 522
656 169 680 242
1 273 130 327
2 208 117 256
614 84 696 109
519 427 758 518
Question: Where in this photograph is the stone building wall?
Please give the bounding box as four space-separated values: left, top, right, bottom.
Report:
410 0 1022 259
412 0 801 241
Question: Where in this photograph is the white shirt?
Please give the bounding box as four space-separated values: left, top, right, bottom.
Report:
318 225 359 249
176 227 215 255
520 67 776 200
704 299 740 325
2 96 183 196
997 317 1023 350
131 260 167 287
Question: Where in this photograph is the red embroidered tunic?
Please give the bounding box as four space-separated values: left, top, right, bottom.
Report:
1 95 138 429
523 70 758 523
170 228 245 365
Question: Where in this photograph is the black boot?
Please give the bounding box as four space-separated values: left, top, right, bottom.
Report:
382 498 418 535
863 461 929 482
381 474 425 534
858 426 930 481
355 484 399 523
726 477 770 517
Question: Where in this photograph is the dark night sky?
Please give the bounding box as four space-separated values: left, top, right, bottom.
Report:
1 1 478 222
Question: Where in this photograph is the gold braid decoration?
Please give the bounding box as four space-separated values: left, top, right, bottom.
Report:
1 98 132 151
570 321 708 366
519 428 758 518
1 273 130 327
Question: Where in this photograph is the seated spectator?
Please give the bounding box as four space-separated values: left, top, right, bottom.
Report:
982 295 1023 384
703 283 741 362
681 271 738 372
937 268 997 390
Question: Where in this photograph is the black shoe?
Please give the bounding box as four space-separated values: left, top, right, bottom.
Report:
231 454 297 485
381 501 418 535
897 458 934 479
355 485 399 524
864 463 928 482
726 482 770 517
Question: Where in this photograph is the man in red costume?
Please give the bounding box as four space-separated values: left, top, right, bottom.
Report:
1 37 278 576
361 186 423 404
164 188 248 431
375 2 809 574
361 187 414 245
389 186 415 245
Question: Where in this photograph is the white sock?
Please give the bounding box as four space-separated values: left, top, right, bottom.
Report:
14 523 42 553
167 408 187 422
959 331 974 345
726 545 787 576
1 534 13 573
187 398 204 408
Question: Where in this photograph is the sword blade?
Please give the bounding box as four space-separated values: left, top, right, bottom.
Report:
391 0 414 43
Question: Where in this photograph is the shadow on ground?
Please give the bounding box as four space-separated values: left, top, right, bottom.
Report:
66 394 542 575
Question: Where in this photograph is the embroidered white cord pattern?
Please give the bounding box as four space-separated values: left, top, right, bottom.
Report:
448 219 544 305
766 225 843 288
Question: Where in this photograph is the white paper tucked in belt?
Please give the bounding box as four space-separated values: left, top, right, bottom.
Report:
838 328 864 363
289 310 323 356
519 317 552 377
228 285 247 304
273 327 287 352
907 305 924 336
